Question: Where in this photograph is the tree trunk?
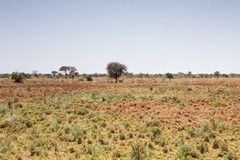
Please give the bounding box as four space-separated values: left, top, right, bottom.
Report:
115 77 118 83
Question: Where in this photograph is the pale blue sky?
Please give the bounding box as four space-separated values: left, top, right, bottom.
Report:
0 0 239 74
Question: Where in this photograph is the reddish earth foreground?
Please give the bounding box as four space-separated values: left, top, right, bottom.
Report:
1 77 239 127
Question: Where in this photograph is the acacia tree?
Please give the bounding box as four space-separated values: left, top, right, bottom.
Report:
59 66 77 77
59 66 70 75
214 71 220 78
52 71 58 77
69 67 77 77
32 70 38 78
106 62 127 83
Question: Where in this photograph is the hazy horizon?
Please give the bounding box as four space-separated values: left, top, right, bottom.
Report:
1 0 240 74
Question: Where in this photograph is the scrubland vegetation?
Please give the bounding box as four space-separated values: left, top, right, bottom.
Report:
0 76 240 159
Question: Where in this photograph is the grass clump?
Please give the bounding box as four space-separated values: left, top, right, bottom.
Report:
71 126 86 141
151 127 162 140
213 139 221 149
75 107 89 116
130 142 146 160
112 149 121 158
178 144 199 159
228 152 238 160
119 133 126 140
147 119 160 127
197 142 209 154
212 101 227 107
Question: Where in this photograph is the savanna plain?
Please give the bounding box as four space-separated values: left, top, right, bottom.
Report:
0 77 240 160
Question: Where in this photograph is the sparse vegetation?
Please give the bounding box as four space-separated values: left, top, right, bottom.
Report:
0 77 239 159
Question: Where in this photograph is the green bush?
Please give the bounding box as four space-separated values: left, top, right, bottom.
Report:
165 73 174 79
119 133 125 140
86 75 93 81
131 142 146 160
11 72 26 83
151 127 162 139
71 126 86 141
178 144 199 159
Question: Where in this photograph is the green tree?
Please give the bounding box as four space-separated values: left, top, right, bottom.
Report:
52 71 58 77
106 62 127 83
59 66 77 77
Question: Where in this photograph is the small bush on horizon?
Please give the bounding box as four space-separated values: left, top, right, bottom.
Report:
11 72 26 83
86 75 93 81
165 73 174 79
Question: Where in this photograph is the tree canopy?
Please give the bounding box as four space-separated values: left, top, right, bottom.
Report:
59 66 77 77
106 62 127 83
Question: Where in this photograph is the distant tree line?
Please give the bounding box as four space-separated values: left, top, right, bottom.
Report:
125 72 236 79
1 71 240 80
1 63 240 83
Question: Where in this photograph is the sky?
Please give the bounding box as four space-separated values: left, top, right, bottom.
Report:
0 0 240 74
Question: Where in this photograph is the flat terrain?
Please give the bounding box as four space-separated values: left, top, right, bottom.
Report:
0 77 240 159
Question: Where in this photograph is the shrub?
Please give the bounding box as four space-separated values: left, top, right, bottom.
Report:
201 123 212 133
79 77 84 81
178 144 199 159
188 127 198 138
29 144 39 156
64 127 71 134
25 121 33 128
71 126 86 141
163 147 168 154
212 101 227 107
99 121 107 128
147 119 160 127
128 132 134 139
99 138 108 145
221 141 229 152
86 75 93 81
11 72 26 83
75 107 89 116
197 142 209 154
228 152 238 160
130 142 146 160
112 150 121 158
213 139 221 149
151 127 162 139
0 138 12 153
154 136 167 147
165 73 174 79
119 133 125 140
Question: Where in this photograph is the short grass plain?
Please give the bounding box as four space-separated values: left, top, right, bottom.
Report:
0 77 240 159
